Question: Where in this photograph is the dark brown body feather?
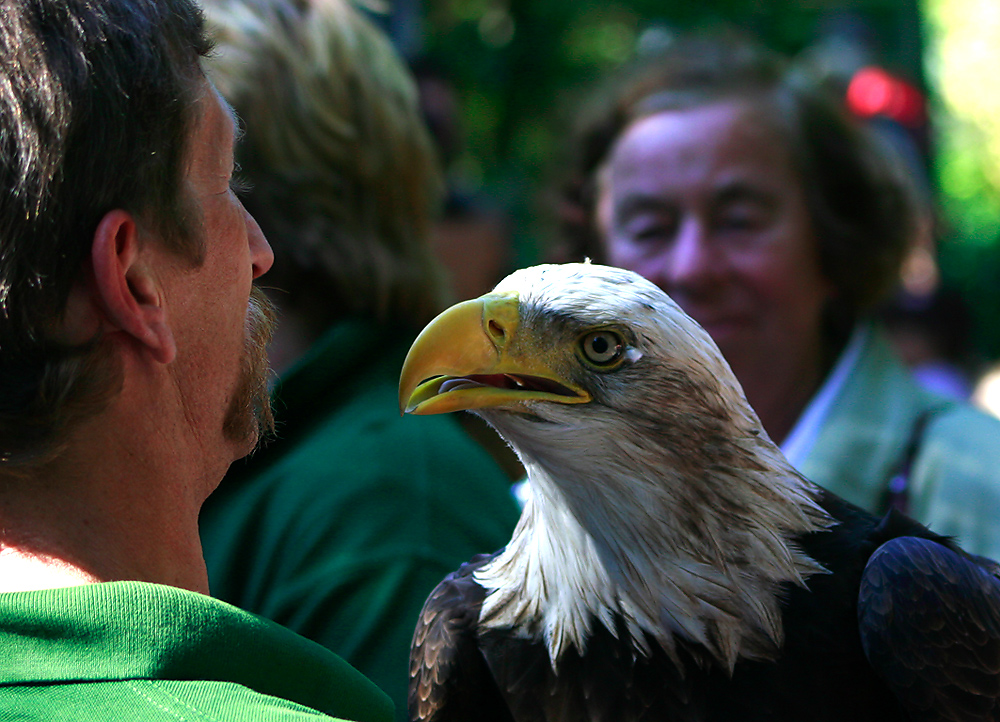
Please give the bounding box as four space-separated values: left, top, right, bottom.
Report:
409 491 1000 722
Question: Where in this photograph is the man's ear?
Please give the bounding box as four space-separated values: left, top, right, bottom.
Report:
90 210 176 365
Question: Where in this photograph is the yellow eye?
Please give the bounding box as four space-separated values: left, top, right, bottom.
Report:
580 330 623 366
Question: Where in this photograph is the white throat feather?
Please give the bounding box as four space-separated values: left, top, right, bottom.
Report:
475 415 832 674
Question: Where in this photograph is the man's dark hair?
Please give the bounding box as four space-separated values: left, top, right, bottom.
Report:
0 0 213 467
558 32 918 331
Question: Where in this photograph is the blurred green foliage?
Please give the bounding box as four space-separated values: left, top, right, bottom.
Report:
923 0 1000 359
419 0 924 254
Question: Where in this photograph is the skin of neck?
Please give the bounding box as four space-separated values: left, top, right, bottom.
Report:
0 341 231 596
732 340 829 447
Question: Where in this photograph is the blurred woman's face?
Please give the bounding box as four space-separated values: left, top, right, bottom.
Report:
596 99 835 435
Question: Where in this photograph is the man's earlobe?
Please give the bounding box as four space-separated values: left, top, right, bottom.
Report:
91 210 176 364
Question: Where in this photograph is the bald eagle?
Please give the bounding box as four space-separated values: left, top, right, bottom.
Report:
398 262 1000 722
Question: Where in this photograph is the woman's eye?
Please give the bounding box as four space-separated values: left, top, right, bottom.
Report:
715 200 772 234
580 330 623 365
625 217 676 244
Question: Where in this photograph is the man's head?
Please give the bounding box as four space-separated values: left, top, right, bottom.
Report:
559 33 918 334
0 0 273 470
203 0 446 333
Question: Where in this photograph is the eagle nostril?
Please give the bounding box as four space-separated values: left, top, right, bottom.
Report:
481 292 519 351
488 319 506 344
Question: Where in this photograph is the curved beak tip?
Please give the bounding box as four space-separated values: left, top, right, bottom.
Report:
397 379 421 416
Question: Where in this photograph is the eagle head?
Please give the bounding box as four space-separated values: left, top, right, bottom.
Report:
399 262 831 672
400 262 748 430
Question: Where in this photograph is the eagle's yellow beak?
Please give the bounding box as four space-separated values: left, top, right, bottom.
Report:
399 292 590 415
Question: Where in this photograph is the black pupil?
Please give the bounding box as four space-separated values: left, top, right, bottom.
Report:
592 336 609 355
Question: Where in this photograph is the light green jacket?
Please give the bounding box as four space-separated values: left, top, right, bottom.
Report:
798 327 1000 560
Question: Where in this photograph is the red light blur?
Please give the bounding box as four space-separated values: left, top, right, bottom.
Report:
846 66 926 127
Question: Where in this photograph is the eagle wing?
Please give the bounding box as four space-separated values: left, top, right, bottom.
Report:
858 535 1000 721
409 553 514 722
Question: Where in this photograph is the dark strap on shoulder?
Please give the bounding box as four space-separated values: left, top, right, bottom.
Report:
880 405 950 515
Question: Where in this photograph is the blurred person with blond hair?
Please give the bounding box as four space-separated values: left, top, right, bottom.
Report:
197 0 520 718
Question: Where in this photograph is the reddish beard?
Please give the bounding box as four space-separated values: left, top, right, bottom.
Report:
223 286 277 448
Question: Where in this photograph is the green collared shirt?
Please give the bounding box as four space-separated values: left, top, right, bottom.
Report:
0 581 393 721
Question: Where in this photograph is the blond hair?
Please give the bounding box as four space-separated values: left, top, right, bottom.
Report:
204 0 446 327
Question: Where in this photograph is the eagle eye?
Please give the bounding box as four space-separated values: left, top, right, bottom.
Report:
580 330 624 366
